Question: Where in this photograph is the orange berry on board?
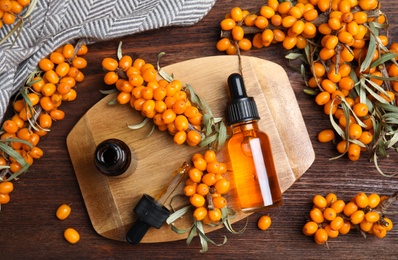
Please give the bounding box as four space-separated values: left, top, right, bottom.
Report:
64 228 80 244
212 196 227 209
220 18 236 30
258 215 272 231
214 178 230 194
190 194 205 208
193 206 208 221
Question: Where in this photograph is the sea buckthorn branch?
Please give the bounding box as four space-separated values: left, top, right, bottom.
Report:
303 191 397 246
216 1 398 176
0 0 38 46
101 43 227 151
0 41 88 186
166 150 246 253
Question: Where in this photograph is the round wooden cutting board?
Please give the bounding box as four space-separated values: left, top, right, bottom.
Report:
66 55 315 243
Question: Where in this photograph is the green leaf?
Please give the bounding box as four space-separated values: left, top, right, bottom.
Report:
117 41 123 60
127 117 150 130
371 52 398 68
166 205 191 225
360 23 378 73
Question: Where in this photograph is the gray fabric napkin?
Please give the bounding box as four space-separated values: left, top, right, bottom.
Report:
0 0 216 122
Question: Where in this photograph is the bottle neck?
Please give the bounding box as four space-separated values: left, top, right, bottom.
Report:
231 120 259 135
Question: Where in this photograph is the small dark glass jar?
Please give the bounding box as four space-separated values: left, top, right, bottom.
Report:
94 138 132 177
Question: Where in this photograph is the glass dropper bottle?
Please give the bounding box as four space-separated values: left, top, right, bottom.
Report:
226 73 282 213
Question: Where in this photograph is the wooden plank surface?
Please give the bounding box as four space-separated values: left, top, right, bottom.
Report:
66 56 314 242
1 0 398 258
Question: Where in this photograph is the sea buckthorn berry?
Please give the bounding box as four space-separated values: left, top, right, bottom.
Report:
373 223 387 239
313 194 327 209
39 58 54 71
268 0 279 11
193 206 207 221
189 167 203 183
64 228 80 244
324 224 339 239
230 6 243 22
184 184 197 196
310 207 324 224
193 157 207 172
384 217 393 232
257 215 272 231
302 221 319 236
325 193 337 206
323 207 337 221
359 0 378 11
355 192 369 208
204 150 216 164
190 194 205 208
348 123 362 140
282 36 297 50
271 14 282 26
350 210 365 225
339 220 351 235
220 18 236 31
238 38 252 51
62 44 75 59
330 216 344 231
254 16 269 30
365 211 380 223
0 181 13 194
314 91 330 106
214 178 230 194
367 193 380 208
50 52 65 64
343 201 358 217
208 208 222 222
213 196 227 209
303 9 318 21
196 183 209 196
314 228 328 244
3 120 18 134
187 130 202 146
360 220 374 232
277 1 292 14
260 6 275 19
202 173 217 186
317 129 334 143
261 29 274 47
244 14 257 26
358 131 373 145
216 38 231 52
347 143 361 161
330 200 345 214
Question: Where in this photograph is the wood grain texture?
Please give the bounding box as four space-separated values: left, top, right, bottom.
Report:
1 0 398 258
66 56 314 242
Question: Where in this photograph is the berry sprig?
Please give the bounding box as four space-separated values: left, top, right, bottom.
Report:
303 191 397 246
216 1 398 176
101 44 227 150
166 149 245 253
0 42 89 183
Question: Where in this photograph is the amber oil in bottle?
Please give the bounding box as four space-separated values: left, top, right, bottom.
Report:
226 73 282 212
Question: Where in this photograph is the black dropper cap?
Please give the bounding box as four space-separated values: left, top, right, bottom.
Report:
126 194 171 245
226 73 260 125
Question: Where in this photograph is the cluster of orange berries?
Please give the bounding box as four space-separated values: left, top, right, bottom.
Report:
0 0 29 28
0 181 13 207
218 1 398 163
102 56 204 146
183 149 230 224
0 43 88 179
303 192 394 245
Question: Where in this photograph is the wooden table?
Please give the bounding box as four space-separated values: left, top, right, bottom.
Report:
1 0 398 258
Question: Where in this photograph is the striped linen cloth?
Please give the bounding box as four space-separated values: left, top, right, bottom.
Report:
0 0 216 122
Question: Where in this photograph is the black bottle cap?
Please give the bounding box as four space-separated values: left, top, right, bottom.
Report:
126 194 171 245
226 73 260 125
